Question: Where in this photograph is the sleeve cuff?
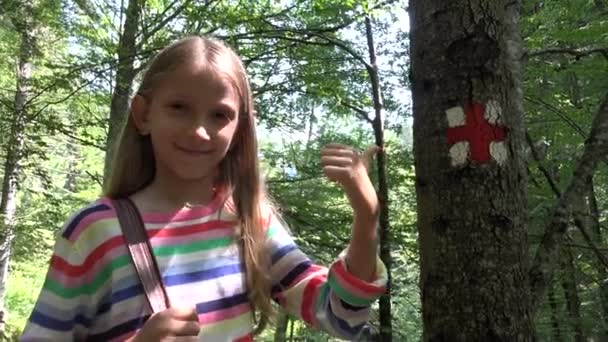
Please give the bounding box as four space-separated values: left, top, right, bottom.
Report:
327 248 387 307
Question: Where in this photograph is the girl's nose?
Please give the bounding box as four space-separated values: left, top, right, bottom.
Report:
193 125 210 140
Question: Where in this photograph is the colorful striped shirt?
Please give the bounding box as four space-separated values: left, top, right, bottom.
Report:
20 195 387 341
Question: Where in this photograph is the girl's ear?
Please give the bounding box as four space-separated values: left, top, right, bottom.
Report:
131 94 151 135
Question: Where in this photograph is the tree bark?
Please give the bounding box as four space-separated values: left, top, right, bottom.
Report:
529 93 608 307
363 15 392 342
409 1 535 340
103 0 141 183
547 283 563 342
560 247 584 342
587 177 608 340
0 0 37 331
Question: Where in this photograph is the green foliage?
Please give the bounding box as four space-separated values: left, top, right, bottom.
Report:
4 259 48 340
523 0 608 340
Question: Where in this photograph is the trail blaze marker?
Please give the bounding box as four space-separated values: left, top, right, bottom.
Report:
446 101 507 166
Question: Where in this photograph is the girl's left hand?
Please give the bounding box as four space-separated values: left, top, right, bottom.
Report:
320 143 380 221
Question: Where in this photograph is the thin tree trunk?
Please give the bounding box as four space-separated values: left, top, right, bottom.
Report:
0 0 36 330
409 1 535 340
588 177 608 340
288 317 294 342
273 312 289 342
548 282 563 342
63 142 79 192
363 15 392 342
530 93 608 307
560 247 584 342
103 0 141 183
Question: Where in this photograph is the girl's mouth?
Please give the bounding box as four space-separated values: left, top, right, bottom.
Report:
175 145 213 156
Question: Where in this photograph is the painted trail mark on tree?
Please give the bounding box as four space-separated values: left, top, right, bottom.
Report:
446 101 507 166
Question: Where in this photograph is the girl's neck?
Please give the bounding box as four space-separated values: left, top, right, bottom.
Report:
135 173 218 213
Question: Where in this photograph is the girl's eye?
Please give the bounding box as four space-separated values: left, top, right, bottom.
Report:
168 102 186 111
215 112 229 121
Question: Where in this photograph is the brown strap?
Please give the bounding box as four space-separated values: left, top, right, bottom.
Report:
113 198 170 313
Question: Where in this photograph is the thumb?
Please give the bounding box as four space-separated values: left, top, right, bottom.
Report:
362 145 380 170
168 306 198 321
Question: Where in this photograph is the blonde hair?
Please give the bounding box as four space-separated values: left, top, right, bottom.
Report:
104 36 273 332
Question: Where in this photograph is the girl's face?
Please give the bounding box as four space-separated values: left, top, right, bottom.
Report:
132 60 240 184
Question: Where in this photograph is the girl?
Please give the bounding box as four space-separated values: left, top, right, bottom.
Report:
21 36 387 341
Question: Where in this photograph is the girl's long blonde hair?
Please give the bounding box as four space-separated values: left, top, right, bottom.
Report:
104 36 273 332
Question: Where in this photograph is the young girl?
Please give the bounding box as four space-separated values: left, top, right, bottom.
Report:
21 36 387 341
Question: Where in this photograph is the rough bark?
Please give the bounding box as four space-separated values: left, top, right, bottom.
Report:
529 93 608 307
409 1 535 340
103 0 141 183
560 247 584 342
588 178 608 340
0 0 36 330
547 283 563 342
363 15 392 342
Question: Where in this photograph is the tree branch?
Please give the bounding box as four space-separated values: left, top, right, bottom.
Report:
573 215 608 270
85 170 103 187
73 0 101 22
525 47 608 60
311 33 373 71
243 41 299 67
563 242 608 252
26 78 96 122
525 131 560 196
524 95 587 137
137 0 192 47
529 92 608 309
266 176 322 184
339 99 373 123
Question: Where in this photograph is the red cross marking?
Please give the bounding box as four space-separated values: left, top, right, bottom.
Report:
447 102 506 163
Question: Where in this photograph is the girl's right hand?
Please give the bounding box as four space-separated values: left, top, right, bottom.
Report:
130 306 201 341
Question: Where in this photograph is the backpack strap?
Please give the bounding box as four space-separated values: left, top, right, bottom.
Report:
113 198 170 313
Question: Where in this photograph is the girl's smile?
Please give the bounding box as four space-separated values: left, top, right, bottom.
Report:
174 144 215 156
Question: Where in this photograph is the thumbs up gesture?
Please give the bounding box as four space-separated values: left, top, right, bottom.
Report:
321 143 380 221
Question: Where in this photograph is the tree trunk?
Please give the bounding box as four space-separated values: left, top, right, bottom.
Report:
409 1 535 340
363 15 392 341
273 312 289 342
547 282 563 342
529 93 608 308
560 247 584 342
0 0 37 331
103 0 141 183
63 142 79 192
588 177 608 340
288 317 295 341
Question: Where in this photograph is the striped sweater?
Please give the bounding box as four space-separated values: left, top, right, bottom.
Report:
20 195 387 341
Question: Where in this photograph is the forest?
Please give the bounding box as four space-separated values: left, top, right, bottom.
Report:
0 0 607 341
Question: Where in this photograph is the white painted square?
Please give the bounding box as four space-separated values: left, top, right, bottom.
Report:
446 106 466 127
449 141 469 166
485 100 502 125
490 141 508 165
